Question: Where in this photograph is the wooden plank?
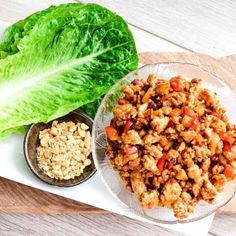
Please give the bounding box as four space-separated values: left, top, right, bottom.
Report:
0 213 182 236
139 52 236 91
210 213 236 236
0 177 105 214
0 0 71 22
0 1 235 235
130 25 187 53
82 0 236 57
0 0 186 53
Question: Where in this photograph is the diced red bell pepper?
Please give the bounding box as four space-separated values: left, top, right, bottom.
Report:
105 126 119 141
218 132 228 141
118 98 129 105
211 111 220 118
218 132 235 144
170 77 184 92
125 145 138 156
157 155 166 172
223 142 232 152
182 107 199 130
123 120 133 133
190 116 199 130
170 108 182 117
168 116 175 126
183 107 196 117
224 165 234 180
167 159 175 170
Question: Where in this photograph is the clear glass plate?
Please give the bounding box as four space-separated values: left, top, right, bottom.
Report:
92 63 236 224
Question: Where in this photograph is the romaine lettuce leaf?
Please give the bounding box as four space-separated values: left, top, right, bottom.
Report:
80 97 103 118
0 3 138 137
0 3 84 59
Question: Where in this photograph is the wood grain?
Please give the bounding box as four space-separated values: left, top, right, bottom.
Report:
82 0 236 57
0 177 105 214
0 0 235 235
0 0 185 54
0 0 72 23
210 213 236 236
0 213 185 236
140 52 236 90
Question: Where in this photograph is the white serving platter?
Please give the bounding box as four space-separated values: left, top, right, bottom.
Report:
0 20 214 236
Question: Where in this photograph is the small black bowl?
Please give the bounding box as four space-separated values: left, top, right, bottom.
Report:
24 110 96 187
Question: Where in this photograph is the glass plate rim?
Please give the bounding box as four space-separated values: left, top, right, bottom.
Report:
92 62 236 224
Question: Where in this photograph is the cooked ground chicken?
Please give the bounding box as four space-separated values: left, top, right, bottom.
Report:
105 74 236 219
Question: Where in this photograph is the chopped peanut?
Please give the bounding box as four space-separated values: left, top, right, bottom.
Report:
37 121 91 180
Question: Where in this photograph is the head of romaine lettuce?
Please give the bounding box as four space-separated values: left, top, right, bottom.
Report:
0 3 138 138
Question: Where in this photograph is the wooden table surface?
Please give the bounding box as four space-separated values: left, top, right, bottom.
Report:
0 0 236 235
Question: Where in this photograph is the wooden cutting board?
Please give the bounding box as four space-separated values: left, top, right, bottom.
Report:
0 52 235 215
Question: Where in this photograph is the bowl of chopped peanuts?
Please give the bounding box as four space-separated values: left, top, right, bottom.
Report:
92 62 236 223
24 109 96 187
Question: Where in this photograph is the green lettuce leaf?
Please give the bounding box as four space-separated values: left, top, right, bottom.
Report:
80 97 103 118
0 3 84 59
0 3 138 137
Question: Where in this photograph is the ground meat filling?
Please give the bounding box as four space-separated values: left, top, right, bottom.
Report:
105 74 236 219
